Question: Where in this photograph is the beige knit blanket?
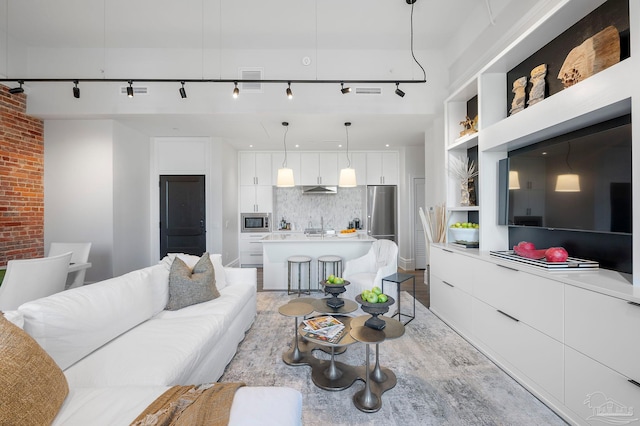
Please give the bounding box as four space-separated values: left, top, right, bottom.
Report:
130 382 245 426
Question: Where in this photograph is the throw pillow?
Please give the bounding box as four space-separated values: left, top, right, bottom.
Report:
166 253 220 310
0 313 69 425
160 253 228 291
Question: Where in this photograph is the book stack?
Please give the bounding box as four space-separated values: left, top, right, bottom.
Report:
302 315 346 344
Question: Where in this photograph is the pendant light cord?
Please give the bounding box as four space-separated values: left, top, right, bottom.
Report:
410 2 427 82
566 141 573 172
345 123 351 168
282 123 289 168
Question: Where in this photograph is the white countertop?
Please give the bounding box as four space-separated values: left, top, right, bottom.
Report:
262 233 376 242
433 243 640 303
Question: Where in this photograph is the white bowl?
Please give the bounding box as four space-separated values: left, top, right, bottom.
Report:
449 227 479 243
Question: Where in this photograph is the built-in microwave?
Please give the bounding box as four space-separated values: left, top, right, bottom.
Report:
241 213 271 233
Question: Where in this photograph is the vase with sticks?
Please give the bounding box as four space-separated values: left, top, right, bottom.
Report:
449 156 478 207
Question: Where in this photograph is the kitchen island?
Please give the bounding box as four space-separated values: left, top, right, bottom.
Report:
261 233 376 290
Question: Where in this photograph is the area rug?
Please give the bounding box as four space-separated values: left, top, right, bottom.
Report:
219 292 566 426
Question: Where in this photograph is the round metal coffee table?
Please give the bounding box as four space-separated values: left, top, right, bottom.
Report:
278 302 314 365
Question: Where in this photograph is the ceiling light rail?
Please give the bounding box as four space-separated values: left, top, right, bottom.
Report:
2 78 426 99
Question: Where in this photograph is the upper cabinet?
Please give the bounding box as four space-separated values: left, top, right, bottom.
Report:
239 152 272 186
300 152 338 186
366 152 399 185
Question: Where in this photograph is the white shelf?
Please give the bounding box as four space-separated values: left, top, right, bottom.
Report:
447 133 478 151
448 206 480 212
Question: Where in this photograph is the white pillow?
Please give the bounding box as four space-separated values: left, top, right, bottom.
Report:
19 266 164 370
160 253 228 291
1 310 24 328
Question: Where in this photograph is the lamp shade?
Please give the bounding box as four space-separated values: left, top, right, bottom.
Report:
339 168 357 187
276 168 295 187
555 174 580 192
508 171 520 190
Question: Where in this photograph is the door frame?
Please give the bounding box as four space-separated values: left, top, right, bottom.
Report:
150 138 213 262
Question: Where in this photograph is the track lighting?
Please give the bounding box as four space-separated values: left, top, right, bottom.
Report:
340 82 351 94
179 81 187 98
127 81 134 98
72 80 80 98
233 82 239 98
395 82 405 98
286 82 293 99
8 80 24 94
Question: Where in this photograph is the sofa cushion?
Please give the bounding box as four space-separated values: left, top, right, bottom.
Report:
166 254 220 311
0 314 69 425
19 265 167 370
161 253 228 291
64 314 226 387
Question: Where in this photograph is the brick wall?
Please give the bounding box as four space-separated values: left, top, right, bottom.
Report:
0 85 45 266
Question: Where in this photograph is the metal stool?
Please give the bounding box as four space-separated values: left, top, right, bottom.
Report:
287 255 312 296
318 255 343 285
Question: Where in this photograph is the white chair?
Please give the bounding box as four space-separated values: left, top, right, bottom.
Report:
343 239 399 315
48 242 92 289
0 252 73 310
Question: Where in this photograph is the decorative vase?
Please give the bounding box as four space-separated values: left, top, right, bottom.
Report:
355 294 395 330
321 280 350 309
460 179 470 207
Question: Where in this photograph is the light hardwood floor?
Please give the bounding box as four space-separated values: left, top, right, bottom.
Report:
256 267 430 308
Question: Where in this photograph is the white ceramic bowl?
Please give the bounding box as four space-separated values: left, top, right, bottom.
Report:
449 227 479 243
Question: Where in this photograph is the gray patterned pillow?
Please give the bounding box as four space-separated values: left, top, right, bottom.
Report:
166 253 220 310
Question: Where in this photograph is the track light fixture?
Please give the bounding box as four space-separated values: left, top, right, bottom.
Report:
233 82 239 98
340 82 351 94
286 82 293 99
127 81 134 98
179 81 187 98
395 82 405 98
72 80 80 98
8 80 24 94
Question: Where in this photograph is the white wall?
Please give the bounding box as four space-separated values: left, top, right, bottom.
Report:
398 145 426 270
112 122 151 275
44 120 114 282
217 140 239 265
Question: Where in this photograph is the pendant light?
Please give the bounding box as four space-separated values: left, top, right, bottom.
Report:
555 141 580 192
276 122 295 187
339 122 357 187
508 171 520 190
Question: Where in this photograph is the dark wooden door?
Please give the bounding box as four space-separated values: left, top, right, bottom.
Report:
160 175 206 259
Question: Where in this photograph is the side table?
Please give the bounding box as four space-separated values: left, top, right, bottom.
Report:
382 272 416 325
278 302 314 365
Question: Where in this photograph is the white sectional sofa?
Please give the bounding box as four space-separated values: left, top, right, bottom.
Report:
5 253 302 425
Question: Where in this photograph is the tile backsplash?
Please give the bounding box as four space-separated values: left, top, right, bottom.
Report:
274 187 366 231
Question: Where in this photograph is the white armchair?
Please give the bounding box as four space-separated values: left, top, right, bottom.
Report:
48 242 91 289
343 239 399 315
0 252 73 310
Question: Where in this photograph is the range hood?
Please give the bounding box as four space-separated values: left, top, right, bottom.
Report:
301 186 337 194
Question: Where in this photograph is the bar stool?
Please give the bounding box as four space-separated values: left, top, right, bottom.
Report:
318 255 342 285
287 255 312 296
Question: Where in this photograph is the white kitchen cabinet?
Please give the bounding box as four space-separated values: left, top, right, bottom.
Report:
240 186 272 213
300 152 338 185
430 274 473 334
239 152 272 186
565 346 640 425
366 152 398 185
565 285 640 383
472 260 563 342
271 152 301 185
239 232 269 266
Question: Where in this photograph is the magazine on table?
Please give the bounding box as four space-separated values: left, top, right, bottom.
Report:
302 315 344 338
303 326 348 344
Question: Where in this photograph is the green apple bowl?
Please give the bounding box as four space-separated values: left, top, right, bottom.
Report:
355 294 395 330
449 227 479 243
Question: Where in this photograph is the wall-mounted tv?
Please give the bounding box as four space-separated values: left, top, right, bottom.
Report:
501 114 632 234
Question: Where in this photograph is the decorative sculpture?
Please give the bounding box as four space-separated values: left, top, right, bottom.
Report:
458 115 478 138
527 64 547 107
557 25 620 89
509 76 527 115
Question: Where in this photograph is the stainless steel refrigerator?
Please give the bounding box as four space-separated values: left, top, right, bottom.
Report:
366 185 397 242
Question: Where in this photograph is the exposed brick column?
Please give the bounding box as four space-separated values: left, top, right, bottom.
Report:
0 86 45 266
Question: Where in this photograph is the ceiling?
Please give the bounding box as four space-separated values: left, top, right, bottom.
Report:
1 0 502 151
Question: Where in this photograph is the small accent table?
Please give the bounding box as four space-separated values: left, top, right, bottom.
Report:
382 272 416 325
350 315 405 412
278 302 314 365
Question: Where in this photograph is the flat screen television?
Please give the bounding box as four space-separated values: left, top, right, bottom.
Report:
500 114 632 235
